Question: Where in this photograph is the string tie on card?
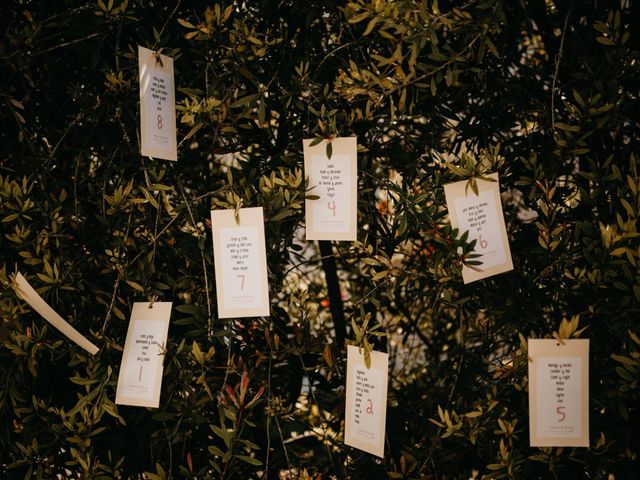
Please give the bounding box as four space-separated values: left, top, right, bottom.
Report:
153 49 164 68
552 332 566 346
234 198 243 226
148 294 158 309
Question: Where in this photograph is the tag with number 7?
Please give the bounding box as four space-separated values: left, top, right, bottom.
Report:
210 207 270 318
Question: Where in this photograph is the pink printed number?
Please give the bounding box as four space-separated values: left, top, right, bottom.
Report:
479 234 488 249
328 201 337 217
366 399 373 415
157 114 163 130
556 406 566 422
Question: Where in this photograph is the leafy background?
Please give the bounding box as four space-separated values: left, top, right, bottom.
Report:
0 0 639 478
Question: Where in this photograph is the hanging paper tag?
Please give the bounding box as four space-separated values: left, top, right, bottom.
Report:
139 45 177 161
210 207 270 318
116 302 172 408
13 272 99 355
528 338 589 447
443 172 513 283
344 345 389 457
304 137 358 241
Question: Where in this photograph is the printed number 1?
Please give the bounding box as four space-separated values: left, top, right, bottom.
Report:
237 274 246 290
479 234 488 249
327 201 336 217
556 406 566 422
157 114 163 130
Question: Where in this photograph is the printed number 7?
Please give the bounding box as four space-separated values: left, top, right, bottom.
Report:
327 201 336 217
237 274 245 290
556 406 566 422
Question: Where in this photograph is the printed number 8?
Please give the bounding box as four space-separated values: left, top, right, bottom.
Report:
157 114 163 130
556 406 566 422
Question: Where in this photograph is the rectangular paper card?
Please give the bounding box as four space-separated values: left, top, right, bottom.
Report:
116 302 172 408
443 173 513 283
528 338 589 447
210 207 270 318
13 272 99 355
344 345 389 457
303 137 358 241
139 45 177 161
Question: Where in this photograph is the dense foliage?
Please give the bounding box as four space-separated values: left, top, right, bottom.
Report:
1 0 639 478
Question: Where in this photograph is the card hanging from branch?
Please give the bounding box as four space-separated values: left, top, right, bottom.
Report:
116 301 172 408
344 344 389 458
210 206 270 318
138 45 177 161
443 172 513 283
303 136 358 241
528 338 590 447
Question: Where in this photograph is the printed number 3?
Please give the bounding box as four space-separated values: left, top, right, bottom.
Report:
556 406 566 422
157 114 163 130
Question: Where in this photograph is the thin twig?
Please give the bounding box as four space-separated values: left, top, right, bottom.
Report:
152 1 182 50
32 33 101 56
551 7 572 131
101 209 133 334
274 415 292 475
178 185 213 340
265 340 273 479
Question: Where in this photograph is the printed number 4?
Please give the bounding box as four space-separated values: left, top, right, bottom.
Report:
556 406 566 422
237 274 245 290
327 201 336 217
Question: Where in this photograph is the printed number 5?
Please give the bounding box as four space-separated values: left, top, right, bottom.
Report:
556 406 566 422
237 274 245 290
327 201 336 217
157 114 163 130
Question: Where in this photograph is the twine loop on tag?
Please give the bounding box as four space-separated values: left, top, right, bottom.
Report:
153 49 164 68
234 198 243 226
148 294 158 309
552 332 566 346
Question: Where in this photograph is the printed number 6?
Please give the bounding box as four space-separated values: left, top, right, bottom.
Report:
479 234 488 249
157 114 163 130
556 406 566 422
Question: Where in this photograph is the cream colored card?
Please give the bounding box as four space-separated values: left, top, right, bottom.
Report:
344 345 389 458
303 137 358 241
13 272 99 355
528 338 589 447
210 207 270 318
443 173 513 283
139 45 177 161
116 302 172 408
